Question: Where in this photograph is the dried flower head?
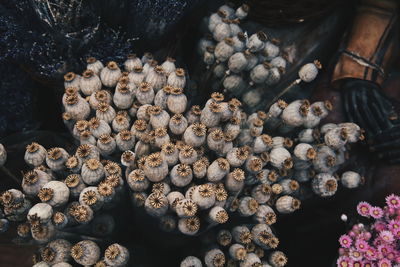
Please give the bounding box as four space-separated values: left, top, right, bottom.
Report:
215 188 228 201
171 87 183 95
217 158 230 170
106 174 121 188
64 72 76 82
236 147 250 160
211 92 225 102
162 143 175 155
95 90 109 102
139 82 151 92
216 210 229 223
209 102 222 113
98 182 114 197
249 158 263 172
65 174 80 188
133 119 148 131
71 244 84 260
47 148 62 160
85 159 101 170
210 129 224 141
146 152 163 168
199 184 215 198
177 164 191 177
41 247 55 263
72 205 91 223
23 171 39 185
66 156 79 169
52 212 66 225
130 169 145 182
82 190 98 206
97 102 110 112
38 188 54 202
185 217 200 232
191 105 202 116
105 162 121 176
192 123 207 137
105 244 120 260
182 200 198 216
181 145 195 158
148 193 166 209
155 127 167 137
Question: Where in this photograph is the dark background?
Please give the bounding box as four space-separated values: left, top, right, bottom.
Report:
1 0 399 266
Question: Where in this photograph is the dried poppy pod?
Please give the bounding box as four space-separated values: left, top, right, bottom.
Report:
265 100 287 130
153 127 170 148
341 171 362 189
245 156 264 174
311 173 338 197
213 16 231 42
185 105 202 124
75 144 100 162
209 206 229 224
64 174 86 198
27 203 53 225
168 68 186 89
280 179 300 195
298 60 322 83
79 186 104 211
247 31 267 52
22 170 51 197
228 51 248 74
145 192 168 217
238 197 259 217
167 87 188 114
65 155 82 173
24 142 47 167
178 216 201 236
38 181 69 207
81 159 104 185
148 105 170 129
127 169 149 192
269 147 292 170
71 240 101 266
176 198 198 218
324 127 348 150
80 69 102 96
86 57 104 75
281 99 310 128
215 37 235 63
201 101 222 128
97 134 117 156
183 123 207 147
161 57 176 76
252 134 273 154
40 239 71 265
229 243 247 261
204 248 226 267
96 102 116 124
89 90 112 110
338 122 363 143
63 94 91 121
136 82 155 105
52 212 68 229
160 142 178 166
193 159 208 179
112 113 130 133
293 143 316 162
179 145 198 165
225 168 245 192
124 54 142 72
269 251 288 267
262 41 280 61
217 229 232 247
208 10 227 32
70 203 94 224
72 120 89 140
128 66 146 88
171 164 193 187
104 161 122 177
275 195 301 214
253 205 277 225
145 65 167 92
251 184 272 204
192 184 216 209
167 191 185 212
181 256 203 267
104 243 129 267
207 158 230 182
115 130 135 151
226 147 249 167
154 85 172 109
79 130 96 146
143 152 168 182
232 225 252 245
241 253 262 267
100 61 122 87
31 222 56 244
312 146 337 173
46 147 69 172
64 72 81 91
250 62 270 84
169 114 188 135
207 129 225 152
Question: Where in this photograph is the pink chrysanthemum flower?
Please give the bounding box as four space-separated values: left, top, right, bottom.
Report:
362 261 373 267
377 258 392 267
386 194 400 209
355 239 369 252
379 230 394 243
370 206 384 219
357 202 372 217
349 249 363 261
388 220 400 232
337 256 354 267
364 247 377 261
352 260 363 267
392 228 400 239
374 221 387 232
377 244 393 256
339 234 353 248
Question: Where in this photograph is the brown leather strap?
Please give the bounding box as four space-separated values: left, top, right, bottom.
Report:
332 0 399 88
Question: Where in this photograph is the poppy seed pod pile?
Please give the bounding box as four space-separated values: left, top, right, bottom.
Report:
197 3 322 108
0 143 129 266
62 52 188 158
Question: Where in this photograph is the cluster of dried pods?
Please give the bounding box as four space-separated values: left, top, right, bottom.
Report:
0 142 129 266
0 48 364 266
197 3 322 109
